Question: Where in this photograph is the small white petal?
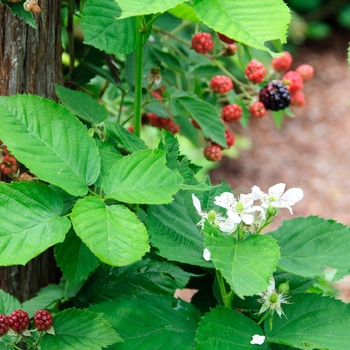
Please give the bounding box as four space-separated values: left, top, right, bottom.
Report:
280 188 304 206
241 213 255 225
251 185 262 200
226 210 242 224
192 194 202 214
218 218 237 233
250 334 265 345
268 183 286 198
203 248 211 261
214 192 235 209
239 193 254 208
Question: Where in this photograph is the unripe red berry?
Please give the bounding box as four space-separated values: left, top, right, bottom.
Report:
218 33 235 44
34 310 53 331
250 101 266 118
0 314 9 335
126 126 134 133
222 44 238 57
204 145 222 162
209 76 233 94
290 90 306 107
282 70 303 93
245 60 266 84
295 64 314 82
191 33 214 54
272 51 292 72
221 104 242 122
191 118 201 129
8 310 29 333
225 129 235 149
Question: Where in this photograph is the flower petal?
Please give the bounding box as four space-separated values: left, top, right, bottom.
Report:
192 194 202 214
203 248 211 261
251 185 262 200
214 192 235 209
241 213 255 225
280 188 304 206
239 193 254 208
250 334 265 345
268 183 286 198
226 210 242 224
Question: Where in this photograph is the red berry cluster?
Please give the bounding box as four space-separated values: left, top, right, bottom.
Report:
0 142 17 175
245 60 266 84
33 310 53 331
0 309 53 336
209 75 233 94
147 113 180 134
204 127 236 162
191 33 214 54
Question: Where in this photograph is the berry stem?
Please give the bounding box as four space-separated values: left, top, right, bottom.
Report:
152 26 191 47
216 270 234 308
134 16 146 138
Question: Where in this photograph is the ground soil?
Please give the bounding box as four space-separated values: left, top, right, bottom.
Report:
210 30 350 231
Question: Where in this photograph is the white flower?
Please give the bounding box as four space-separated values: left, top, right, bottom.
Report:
250 334 266 345
192 194 235 232
258 277 289 317
203 248 211 261
214 192 265 225
252 183 303 214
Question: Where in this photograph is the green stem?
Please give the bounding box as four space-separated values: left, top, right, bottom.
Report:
134 17 147 138
257 310 270 325
117 92 126 124
216 270 234 308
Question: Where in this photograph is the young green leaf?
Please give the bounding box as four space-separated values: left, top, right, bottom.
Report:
40 308 122 349
204 229 280 298
196 307 267 350
55 85 108 124
0 95 100 196
168 3 201 22
194 0 291 56
266 293 350 349
115 0 187 19
71 197 149 266
102 149 183 204
89 294 201 349
55 229 100 289
81 0 139 55
0 182 71 266
0 289 21 315
268 216 350 281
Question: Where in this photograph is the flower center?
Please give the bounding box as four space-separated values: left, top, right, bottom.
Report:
235 201 244 213
269 292 278 304
207 210 217 223
268 195 277 203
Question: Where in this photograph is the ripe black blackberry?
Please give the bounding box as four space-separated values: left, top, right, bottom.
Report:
259 80 290 111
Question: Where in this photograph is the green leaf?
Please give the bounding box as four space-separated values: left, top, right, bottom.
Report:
0 0 36 28
268 216 350 281
40 308 122 349
89 294 201 349
102 149 183 204
0 290 21 315
105 123 147 153
152 48 183 73
266 293 350 349
115 0 187 19
22 285 65 318
81 0 138 55
0 95 100 196
172 90 227 148
0 182 71 266
55 85 108 124
196 307 267 350
55 229 100 289
272 110 284 130
147 191 211 267
71 197 149 266
168 2 201 22
193 0 291 56
204 229 280 298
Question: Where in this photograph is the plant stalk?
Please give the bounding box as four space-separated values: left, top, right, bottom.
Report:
216 270 234 308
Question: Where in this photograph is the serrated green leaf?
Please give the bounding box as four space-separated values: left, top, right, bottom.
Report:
22 285 65 318
196 307 267 350
0 95 100 196
266 293 350 350
102 149 183 204
55 229 100 289
268 216 350 281
40 308 122 350
147 191 211 267
168 2 201 22
116 0 187 19
81 0 138 55
55 85 108 124
152 48 183 73
89 294 201 349
0 0 36 28
194 0 290 56
172 90 227 148
0 182 71 266
71 197 149 266
272 110 284 130
105 123 147 153
0 290 21 315
204 229 280 298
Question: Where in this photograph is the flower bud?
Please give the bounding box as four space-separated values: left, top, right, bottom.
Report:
267 206 279 216
278 281 290 294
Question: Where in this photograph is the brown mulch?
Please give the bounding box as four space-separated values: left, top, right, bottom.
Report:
210 31 350 230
